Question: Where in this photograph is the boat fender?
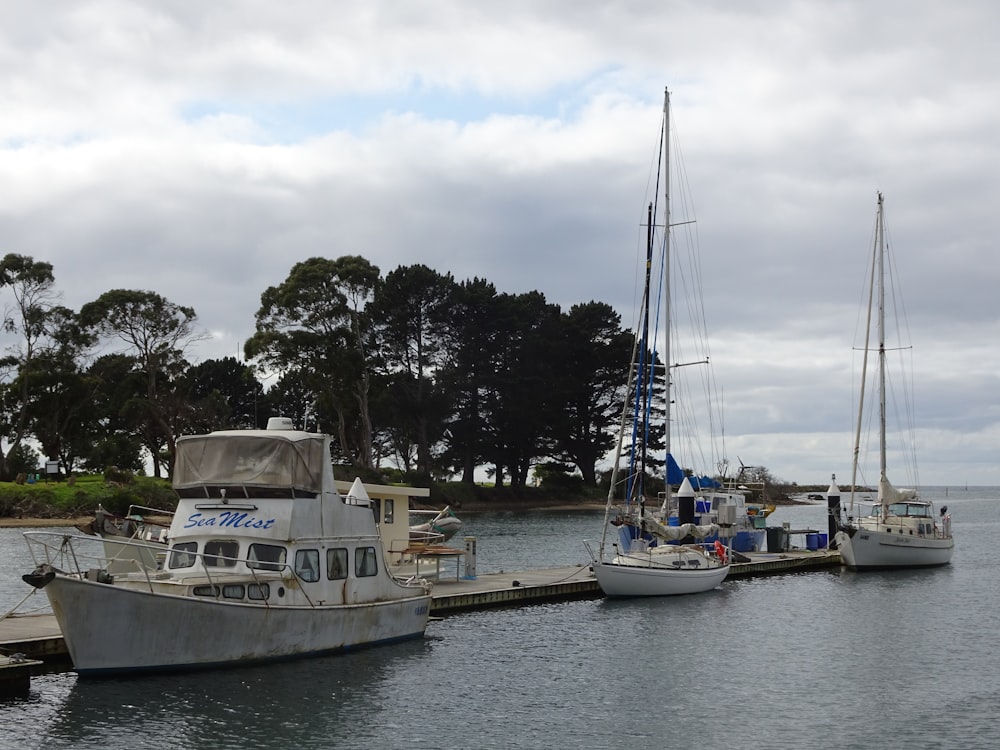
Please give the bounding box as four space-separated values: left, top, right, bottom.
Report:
713 540 727 564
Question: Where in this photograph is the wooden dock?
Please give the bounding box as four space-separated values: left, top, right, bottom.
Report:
0 548 841 666
430 562 600 613
0 609 66 664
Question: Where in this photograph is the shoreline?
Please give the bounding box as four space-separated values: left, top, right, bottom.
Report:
1 494 817 528
0 504 610 529
0 516 93 529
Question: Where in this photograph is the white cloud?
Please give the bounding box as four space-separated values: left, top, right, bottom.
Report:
1 0 998 484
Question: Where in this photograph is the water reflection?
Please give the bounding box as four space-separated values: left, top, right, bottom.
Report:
32 639 432 750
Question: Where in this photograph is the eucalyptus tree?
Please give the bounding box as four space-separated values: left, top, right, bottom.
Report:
263 370 315 439
77 353 148 474
436 277 500 483
483 290 564 490
22 304 98 475
244 255 381 469
259 369 363 465
78 289 205 478
369 372 416 473
550 301 633 485
369 264 455 478
17 348 94 474
182 356 264 431
0 254 62 479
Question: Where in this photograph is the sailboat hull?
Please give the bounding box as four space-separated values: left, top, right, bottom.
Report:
593 557 729 597
835 528 954 570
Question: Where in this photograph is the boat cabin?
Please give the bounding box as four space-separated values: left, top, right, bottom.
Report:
157 419 425 605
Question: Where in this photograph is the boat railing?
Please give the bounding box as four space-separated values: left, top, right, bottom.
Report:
939 514 952 538
124 503 175 519
23 531 317 607
118 504 174 541
407 528 448 545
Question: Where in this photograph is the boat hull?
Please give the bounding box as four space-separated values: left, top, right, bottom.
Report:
44 576 431 676
593 559 729 597
835 528 954 570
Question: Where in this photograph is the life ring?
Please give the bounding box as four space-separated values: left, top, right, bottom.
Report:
713 540 727 564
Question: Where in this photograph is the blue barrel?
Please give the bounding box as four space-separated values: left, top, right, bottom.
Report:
806 533 819 551
817 533 828 548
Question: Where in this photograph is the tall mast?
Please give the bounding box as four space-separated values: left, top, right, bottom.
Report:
662 87 673 509
637 202 653 503
877 192 887 485
849 192 881 514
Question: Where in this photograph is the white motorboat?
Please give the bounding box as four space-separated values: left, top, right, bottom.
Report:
23 417 433 676
586 87 730 597
834 194 954 569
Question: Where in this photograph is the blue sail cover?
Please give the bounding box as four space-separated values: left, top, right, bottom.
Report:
666 453 720 488
666 453 685 485
691 475 721 489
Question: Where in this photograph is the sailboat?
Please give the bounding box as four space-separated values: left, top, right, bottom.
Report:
586 88 730 597
834 193 954 570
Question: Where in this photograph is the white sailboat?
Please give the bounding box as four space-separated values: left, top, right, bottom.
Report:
834 193 954 570
586 87 730 597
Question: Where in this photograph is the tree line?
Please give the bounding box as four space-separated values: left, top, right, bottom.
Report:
0 253 638 488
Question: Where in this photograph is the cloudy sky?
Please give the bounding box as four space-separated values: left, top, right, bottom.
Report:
2 1 998 486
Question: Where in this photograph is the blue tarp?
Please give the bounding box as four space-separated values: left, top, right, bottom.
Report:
666 454 720 489
691 475 721 489
666 453 685 485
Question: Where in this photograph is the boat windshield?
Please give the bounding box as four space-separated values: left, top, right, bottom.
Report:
888 502 931 518
173 434 327 494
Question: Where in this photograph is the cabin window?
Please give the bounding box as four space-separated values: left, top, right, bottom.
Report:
247 583 270 600
193 585 221 597
247 543 287 572
204 540 239 567
222 584 245 599
371 498 381 524
294 549 320 582
356 546 378 577
168 541 198 569
383 498 394 525
327 548 348 580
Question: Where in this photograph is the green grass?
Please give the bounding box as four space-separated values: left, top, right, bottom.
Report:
0 471 607 520
0 469 822 521
0 475 176 519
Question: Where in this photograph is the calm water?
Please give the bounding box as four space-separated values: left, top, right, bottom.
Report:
1 488 997 750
